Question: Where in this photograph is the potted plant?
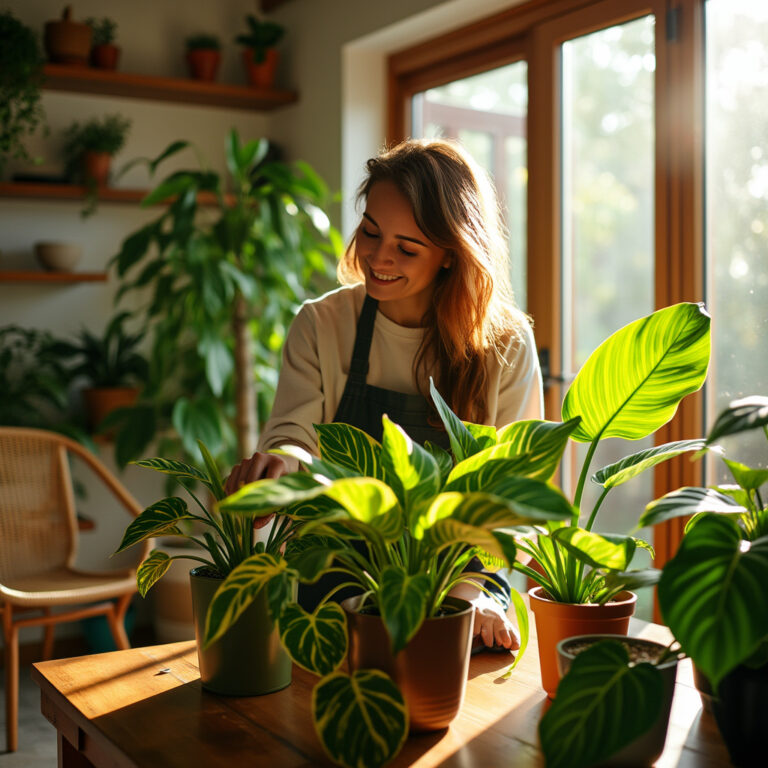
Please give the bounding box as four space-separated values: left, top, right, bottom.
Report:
50 312 148 433
106 130 340 470
0 10 46 176
44 5 92 65
62 113 131 189
86 17 120 70
538 396 768 768
235 14 284 88
185 34 222 81
213 388 577 767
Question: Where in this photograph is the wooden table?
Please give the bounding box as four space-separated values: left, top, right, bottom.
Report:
32 616 731 767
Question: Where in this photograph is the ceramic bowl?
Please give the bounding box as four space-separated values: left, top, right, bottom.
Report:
34 242 82 272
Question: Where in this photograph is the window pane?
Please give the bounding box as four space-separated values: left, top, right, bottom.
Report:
705 0 768 479
411 62 528 309
561 16 656 619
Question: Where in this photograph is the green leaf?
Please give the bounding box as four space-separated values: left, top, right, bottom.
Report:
562 303 710 442
312 670 408 768
593 439 708 490
132 457 208 485
603 568 662 593
278 602 347 676
705 396 768 445
219 472 325 516
553 528 636 571
197 439 227 501
149 140 190 174
723 458 768 493
203 553 286 647
114 224 154 275
285 536 345 583
429 378 479 461
315 422 386 480
172 397 223 457
115 497 193 553
379 566 430 654
423 440 452 484
502 586 530 675
640 487 746 528
381 416 441 520
142 172 198 206
464 422 498 450
659 514 768 689
136 550 174 597
321 478 403 542
539 640 664 768
199 333 232 397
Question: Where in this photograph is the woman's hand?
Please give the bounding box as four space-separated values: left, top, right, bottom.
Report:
224 452 292 495
448 582 520 650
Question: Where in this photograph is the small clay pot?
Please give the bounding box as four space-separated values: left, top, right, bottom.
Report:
243 48 278 89
34 242 82 272
83 387 138 433
45 6 92 65
186 49 221 81
91 43 120 70
83 151 111 186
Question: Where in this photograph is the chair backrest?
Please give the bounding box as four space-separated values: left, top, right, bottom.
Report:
0 429 78 582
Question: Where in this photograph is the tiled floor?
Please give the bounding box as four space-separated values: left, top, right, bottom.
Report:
0 665 58 766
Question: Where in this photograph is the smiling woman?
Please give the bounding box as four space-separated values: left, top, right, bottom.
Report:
227 137 544 650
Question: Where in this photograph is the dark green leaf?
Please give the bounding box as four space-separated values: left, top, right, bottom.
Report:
640 487 746 528
706 396 768 444
429 378 479 461
115 497 193 553
278 602 347 676
379 566 429 654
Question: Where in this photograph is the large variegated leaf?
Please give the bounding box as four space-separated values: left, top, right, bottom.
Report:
429 378 480 461
278 601 347 676
494 417 582 481
423 440 453 484
723 458 768 493
446 445 534 486
315 422 386 480
593 439 708 490
197 439 226 500
425 518 511 565
539 640 664 768
640 487 746 528
218 472 325 516
705 396 768 445
276 443 358 480
562 303 710 442
464 422 498 450
553 528 636 571
659 514 768 689
444 457 533 492
203 553 287 647
285 535 345 582
381 416 441 519
321 477 403 542
136 550 175 597
379 566 430 654
132 457 208 485
603 568 662 593
115 497 193 553
313 670 408 768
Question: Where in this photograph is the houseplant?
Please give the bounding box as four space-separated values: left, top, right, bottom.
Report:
538 396 768 768
213 390 578 767
235 14 284 88
50 312 148 432
86 17 120 70
44 5 91 65
62 113 131 189
185 34 222 81
0 10 45 176
106 130 340 471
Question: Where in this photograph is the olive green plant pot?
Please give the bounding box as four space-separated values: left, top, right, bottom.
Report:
190 567 292 696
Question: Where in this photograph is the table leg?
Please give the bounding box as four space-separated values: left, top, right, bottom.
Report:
58 732 96 768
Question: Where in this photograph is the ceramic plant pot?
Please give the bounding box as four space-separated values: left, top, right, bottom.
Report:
557 634 678 767
190 567 292 696
83 151 111 186
186 49 221 81
82 386 138 433
243 48 279 88
33 241 82 272
91 43 120 70
44 7 92 65
529 586 637 697
342 595 474 732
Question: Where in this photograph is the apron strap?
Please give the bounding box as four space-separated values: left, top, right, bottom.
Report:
347 295 378 381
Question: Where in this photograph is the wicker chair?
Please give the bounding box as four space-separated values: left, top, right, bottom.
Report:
0 427 148 752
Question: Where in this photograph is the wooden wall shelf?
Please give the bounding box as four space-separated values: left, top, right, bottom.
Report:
43 64 298 111
0 271 107 283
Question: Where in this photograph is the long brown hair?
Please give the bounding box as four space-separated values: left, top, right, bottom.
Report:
338 139 527 423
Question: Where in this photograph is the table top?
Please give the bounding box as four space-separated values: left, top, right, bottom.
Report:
31 616 731 767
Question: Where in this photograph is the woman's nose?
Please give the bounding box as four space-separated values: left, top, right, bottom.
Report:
367 240 393 265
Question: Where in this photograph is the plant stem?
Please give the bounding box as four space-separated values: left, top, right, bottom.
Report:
574 438 600 509
585 487 610 532
232 290 257 459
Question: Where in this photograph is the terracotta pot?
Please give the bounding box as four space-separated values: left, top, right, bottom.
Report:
44 6 92 65
190 567 292 696
342 595 474 732
83 151 111 187
557 635 678 767
186 49 221 81
529 586 637 697
91 43 120 70
82 387 138 432
243 48 279 89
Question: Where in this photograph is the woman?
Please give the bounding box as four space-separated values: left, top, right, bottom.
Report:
226 138 543 650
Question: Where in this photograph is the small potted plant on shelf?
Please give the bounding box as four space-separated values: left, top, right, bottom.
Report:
86 17 120 70
44 5 92 66
235 14 284 88
538 396 768 768
214 386 575 768
51 312 148 433
185 34 222 81
62 112 130 189
0 10 46 177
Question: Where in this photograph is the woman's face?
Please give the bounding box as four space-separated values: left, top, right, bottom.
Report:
356 180 450 327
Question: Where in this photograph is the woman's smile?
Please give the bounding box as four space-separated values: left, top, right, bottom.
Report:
369 268 402 283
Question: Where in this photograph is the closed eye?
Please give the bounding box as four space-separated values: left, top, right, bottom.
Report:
398 245 416 257
360 226 379 239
